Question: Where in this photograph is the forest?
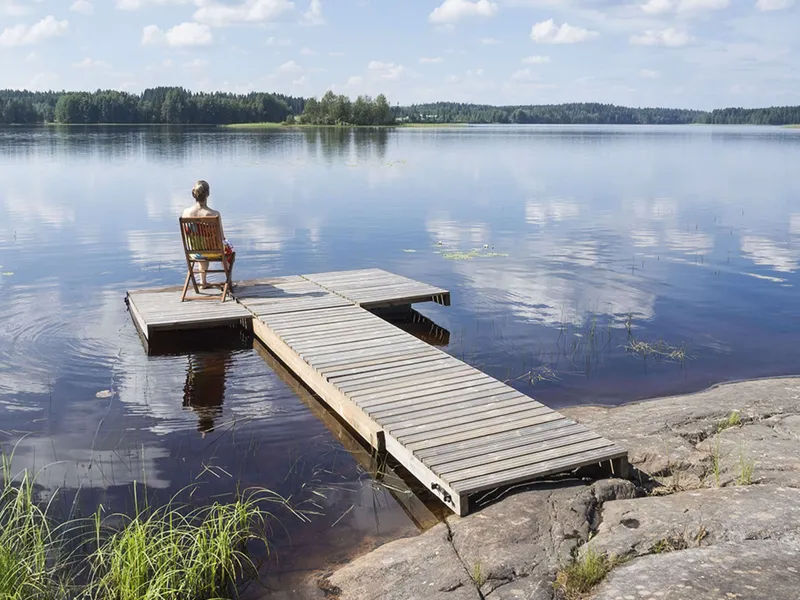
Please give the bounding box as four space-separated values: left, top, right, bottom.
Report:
0 88 799 126
297 91 395 126
0 88 304 124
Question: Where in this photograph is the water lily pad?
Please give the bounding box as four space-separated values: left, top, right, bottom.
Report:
95 390 114 399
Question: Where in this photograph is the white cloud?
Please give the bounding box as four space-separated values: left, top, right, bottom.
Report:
511 68 536 81
640 68 659 78
292 75 307 85
368 60 406 80
0 0 31 16
641 0 730 12
301 0 324 25
70 0 93 14
756 0 793 9
429 0 498 23
480 37 500 45
329 51 344 56
73 57 107 68
347 75 362 86
300 47 316 55
0 16 68 47
677 0 729 10
185 58 208 68
631 28 692 47
420 56 444 64
142 22 213 46
530 19 598 44
266 36 291 46
116 0 190 9
277 59 302 73
193 0 294 27
522 55 550 64
641 0 672 13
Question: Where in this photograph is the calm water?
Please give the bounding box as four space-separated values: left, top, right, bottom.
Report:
2 124 800 592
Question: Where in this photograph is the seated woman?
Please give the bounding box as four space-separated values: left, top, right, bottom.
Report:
182 180 235 289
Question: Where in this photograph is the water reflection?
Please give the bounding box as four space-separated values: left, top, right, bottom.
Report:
3 124 800 593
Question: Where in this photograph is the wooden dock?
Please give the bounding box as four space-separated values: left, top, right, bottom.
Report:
126 269 626 515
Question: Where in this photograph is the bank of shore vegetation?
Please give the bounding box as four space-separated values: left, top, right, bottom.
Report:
1 87 799 126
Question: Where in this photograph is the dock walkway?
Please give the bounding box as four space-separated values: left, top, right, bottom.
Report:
127 269 626 515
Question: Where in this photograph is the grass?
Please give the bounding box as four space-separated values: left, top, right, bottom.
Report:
711 434 722 487
553 546 618 600
0 454 63 600
220 122 287 129
716 411 742 432
783 124 800 129
471 562 486 587
396 122 468 128
625 339 688 362
1 447 300 600
737 445 755 486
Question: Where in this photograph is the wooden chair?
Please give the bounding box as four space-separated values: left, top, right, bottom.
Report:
179 216 233 303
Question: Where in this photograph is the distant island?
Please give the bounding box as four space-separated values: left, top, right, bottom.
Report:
1 87 798 127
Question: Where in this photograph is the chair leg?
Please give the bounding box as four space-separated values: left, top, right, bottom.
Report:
189 263 200 294
220 264 233 303
181 268 192 302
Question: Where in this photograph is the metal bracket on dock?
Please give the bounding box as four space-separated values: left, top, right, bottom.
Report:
431 483 453 506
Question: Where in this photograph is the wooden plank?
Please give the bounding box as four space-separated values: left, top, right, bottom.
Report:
406 412 567 452
382 395 535 431
281 322 394 344
451 445 627 494
126 295 150 339
302 340 426 364
433 430 601 477
269 314 378 336
371 386 523 421
376 388 525 424
443 437 622 484
338 362 475 394
325 354 450 380
420 422 586 465
288 328 406 351
334 358 468 390
294 333 411 358
257 305 363 326
329 355 456 385
396 405 554 444
354 371 491 407
314 348 443 373
320 352 447 378
358 377 506 410
384 434 466 516
361 293 451 309
344 368 483 401
250 318 383 449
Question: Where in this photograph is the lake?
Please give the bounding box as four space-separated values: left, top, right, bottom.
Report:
1 124 799 594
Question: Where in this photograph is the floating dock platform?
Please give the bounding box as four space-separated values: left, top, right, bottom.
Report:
126 269 627 515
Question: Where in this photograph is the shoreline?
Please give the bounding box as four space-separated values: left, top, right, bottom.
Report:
309 376 800 600
4 122 796 128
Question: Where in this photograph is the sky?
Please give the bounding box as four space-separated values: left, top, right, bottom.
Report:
0 0 798 109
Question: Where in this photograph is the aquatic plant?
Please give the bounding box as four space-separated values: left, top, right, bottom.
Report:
0 451 70 600
88 483 297 600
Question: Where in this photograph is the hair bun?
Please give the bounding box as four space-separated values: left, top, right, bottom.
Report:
192 180 210 200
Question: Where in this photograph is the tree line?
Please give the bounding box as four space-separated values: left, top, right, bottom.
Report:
1 88 799 126
0 88 305 124
297 91 395 126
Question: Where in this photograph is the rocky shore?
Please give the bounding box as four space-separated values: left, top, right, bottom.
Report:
312 377 800 599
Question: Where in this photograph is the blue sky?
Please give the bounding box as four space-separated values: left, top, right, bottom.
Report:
0 0 798 109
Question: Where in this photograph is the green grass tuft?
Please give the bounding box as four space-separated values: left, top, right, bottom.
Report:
737 445 755 486
554 547 618 600
716 411 742 432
